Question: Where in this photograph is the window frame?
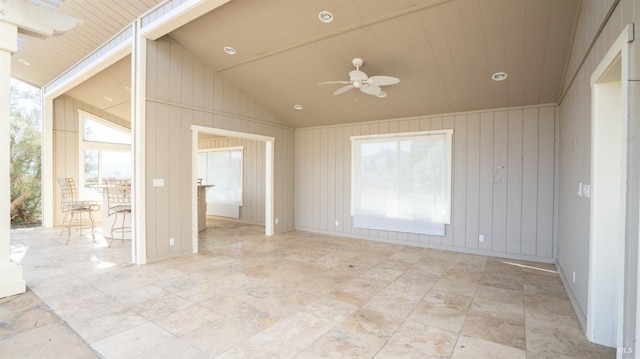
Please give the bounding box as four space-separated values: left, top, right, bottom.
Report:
350 129 453 235
78 110 131 199
197 146 244 207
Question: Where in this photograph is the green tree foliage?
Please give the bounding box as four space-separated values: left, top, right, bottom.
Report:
10 79 42 226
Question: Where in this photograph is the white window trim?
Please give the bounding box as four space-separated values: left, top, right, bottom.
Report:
197 145 244 206
78 110 131 144
78 110 131 194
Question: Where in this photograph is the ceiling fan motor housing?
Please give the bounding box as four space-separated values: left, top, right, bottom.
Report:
318 57 399 96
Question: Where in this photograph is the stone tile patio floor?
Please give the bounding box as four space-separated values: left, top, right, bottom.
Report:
0 220 616 358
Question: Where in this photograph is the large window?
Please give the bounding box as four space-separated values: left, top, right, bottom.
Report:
79 111 131 200
197 146 243 218
351 130 453 236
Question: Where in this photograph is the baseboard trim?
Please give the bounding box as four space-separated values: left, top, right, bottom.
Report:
557 263 587 332
295 226 556 264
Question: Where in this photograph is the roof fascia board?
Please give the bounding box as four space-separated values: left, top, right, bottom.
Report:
43 23 134 97
139 0 231 40
43 39 131 99
42 0 232 95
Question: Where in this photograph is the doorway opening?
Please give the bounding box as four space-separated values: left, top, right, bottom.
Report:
588 26 630 348
191 125 274 253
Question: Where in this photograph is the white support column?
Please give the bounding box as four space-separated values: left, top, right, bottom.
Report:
265 140 274 236
133 19 147 264
0 0 80 298
0 21 26 298
42 95 53 227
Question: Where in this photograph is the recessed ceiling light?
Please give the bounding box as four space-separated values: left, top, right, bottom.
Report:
223 46 236 55
103 96 113 102
293 104 303 110
17 58 30 66
492 72 508 81
318 10 333 23
377 92 387 98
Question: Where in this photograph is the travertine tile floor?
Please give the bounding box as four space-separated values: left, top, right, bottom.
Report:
2 219 615 358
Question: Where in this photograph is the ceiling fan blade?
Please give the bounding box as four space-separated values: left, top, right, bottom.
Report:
367 75 400 86
360 84 382 96
334 85 354 95
349 70 368 81
318 81 352 85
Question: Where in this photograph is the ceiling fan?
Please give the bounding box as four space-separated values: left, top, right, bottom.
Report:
319 58 400 97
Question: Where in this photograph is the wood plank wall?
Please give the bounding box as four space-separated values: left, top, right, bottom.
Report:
295 105 556 263
52 95 130 225
557 0 639 332
144 37 295 262
198 137 265 225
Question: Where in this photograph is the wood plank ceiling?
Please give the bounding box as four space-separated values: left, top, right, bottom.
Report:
10 0 579 128
10 0 163 88
169 0 579 127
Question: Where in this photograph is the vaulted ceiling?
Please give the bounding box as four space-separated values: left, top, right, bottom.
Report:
10 0 580 128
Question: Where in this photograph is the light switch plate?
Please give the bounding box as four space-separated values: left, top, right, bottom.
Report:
153 178 165 187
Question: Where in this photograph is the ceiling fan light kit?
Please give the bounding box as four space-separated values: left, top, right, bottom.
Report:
319 57 400 97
